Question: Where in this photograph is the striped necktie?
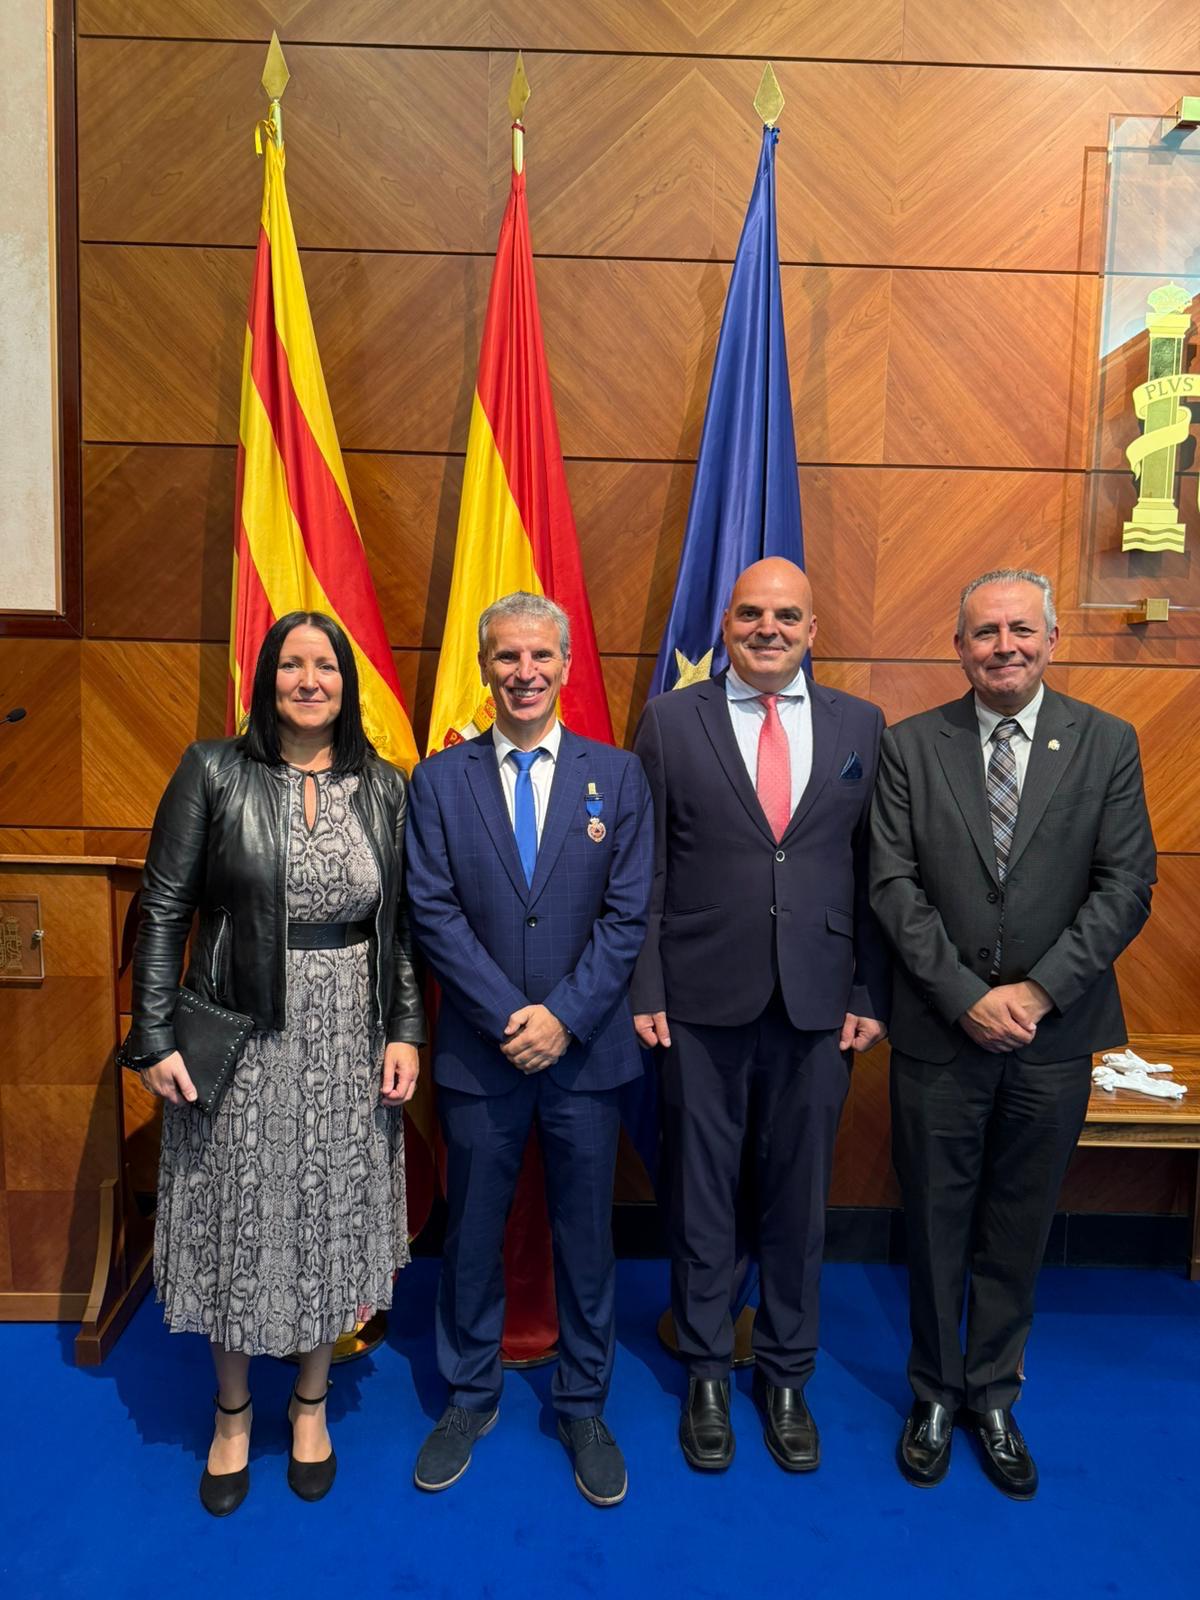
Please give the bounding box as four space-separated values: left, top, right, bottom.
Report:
987 717 1020 973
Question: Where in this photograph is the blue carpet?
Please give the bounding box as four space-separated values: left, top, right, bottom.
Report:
2 1260 1197 1599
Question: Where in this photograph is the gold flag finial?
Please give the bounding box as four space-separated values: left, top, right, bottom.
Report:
508 52 531 120
753 62 784 127
258 32 290 151
261 32 290 100
509 52 530 173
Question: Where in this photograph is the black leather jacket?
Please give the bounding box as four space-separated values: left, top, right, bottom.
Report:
122 738 425 1061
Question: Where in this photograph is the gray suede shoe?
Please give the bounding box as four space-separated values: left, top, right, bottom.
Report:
557 1415 628 1507
413 1404 499 1492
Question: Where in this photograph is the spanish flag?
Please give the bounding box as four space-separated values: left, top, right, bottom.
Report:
427 165 612 750
228 113 436 1233
428 123 612 1360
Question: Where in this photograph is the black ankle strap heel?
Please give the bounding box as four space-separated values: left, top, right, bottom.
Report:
200 1393 252 1518
290 1381 330 1408
287 1380 337 1503
214 1392 252 1416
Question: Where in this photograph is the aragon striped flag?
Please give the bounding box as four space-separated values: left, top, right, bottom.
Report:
228 110 436 1233
228 131 419 775
427 164 612 750
427 109 612 1360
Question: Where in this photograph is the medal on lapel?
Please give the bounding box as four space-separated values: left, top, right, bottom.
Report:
585 782 606 842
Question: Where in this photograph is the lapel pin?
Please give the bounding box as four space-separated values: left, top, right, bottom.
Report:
1047 739 1060 751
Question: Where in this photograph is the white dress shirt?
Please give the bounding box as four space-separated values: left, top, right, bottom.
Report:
725 664 813 815
974 684 1043 797
493 719 562 843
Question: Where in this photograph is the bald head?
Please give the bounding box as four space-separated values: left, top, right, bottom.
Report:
729 558 812 612
722 558 816 691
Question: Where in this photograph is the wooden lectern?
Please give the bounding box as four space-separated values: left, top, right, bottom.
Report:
0 856 157 1363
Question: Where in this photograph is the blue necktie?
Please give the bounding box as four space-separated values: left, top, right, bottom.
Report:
510 749 540 885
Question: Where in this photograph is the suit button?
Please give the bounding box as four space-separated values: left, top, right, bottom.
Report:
977 947 990 960
526 916 538 927
775 850 785 862
986 891 999 904
770 905 778 916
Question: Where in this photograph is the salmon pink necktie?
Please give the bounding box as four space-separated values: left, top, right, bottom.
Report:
756 693 792 841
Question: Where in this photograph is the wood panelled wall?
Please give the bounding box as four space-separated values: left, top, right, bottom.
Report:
3 1 1199 1216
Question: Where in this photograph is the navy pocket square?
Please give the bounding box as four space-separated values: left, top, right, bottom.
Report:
839 751 864 781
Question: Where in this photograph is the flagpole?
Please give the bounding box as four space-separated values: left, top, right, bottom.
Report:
656 63 790 1368
499 54 561 1366
253 33 388 1367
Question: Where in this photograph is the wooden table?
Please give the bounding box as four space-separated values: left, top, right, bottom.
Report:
1081 1035 1200 1280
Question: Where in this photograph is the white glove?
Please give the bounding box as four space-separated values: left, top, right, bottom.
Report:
1099 1049 1173 1075
1092 1064 1187 1100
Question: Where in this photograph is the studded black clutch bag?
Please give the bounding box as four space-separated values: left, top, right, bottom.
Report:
170 988 255 1116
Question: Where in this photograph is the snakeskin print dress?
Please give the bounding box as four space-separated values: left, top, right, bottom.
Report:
153 768 409 1356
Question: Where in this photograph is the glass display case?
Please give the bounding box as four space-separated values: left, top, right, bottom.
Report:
1081 113 1200 613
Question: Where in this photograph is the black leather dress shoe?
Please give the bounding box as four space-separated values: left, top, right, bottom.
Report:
897 1400 953 1487
968 1407 1038 1500
679 1377 734 1472
752 1370 819 1472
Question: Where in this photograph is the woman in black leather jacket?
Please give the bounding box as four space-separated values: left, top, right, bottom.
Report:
123 610 424 1516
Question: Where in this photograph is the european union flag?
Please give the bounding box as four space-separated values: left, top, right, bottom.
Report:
648 125 804 698
628 127 800 1323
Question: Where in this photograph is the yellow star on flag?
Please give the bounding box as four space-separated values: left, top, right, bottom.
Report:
673 647 714 689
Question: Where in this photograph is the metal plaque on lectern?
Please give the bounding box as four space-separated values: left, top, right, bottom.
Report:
0 896 45 984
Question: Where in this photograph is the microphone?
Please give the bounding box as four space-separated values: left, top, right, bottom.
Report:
2 707 26 725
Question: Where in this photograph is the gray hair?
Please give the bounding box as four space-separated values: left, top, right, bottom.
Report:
957 569 1056 635
477 591 571 656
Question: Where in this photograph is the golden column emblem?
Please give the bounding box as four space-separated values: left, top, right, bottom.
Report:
1123 283 1199 553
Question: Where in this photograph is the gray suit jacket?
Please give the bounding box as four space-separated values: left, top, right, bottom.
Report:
869 687 1156 1063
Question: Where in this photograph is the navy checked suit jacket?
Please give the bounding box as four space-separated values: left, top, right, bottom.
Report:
405 726 654 1096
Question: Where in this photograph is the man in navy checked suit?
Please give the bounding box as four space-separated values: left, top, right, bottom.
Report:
405 591 653 1507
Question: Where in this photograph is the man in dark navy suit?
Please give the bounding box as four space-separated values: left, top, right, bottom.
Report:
632 558 890 1474
405 592 653 1507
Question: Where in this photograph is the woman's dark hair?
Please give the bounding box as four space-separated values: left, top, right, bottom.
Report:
239 610 374 774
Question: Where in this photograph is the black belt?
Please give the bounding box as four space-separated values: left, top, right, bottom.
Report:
286 919 372 950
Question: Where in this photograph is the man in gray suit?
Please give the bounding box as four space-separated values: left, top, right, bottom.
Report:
870 568 1155 1499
